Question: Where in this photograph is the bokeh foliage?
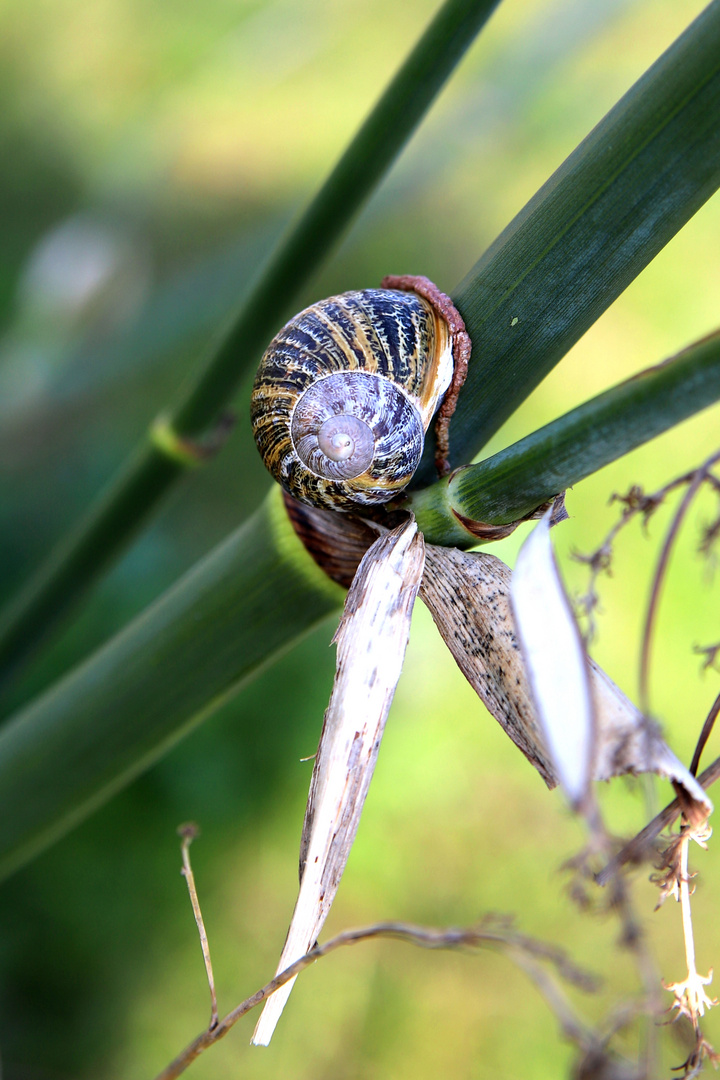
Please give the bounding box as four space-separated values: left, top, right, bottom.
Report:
0 0 719 1077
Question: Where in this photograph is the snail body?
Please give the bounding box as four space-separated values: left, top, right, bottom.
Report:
251 282 465 511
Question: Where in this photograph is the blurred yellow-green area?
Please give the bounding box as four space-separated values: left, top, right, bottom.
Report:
1 0 719 1076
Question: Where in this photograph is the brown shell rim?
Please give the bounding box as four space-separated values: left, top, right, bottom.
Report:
380 274 471 477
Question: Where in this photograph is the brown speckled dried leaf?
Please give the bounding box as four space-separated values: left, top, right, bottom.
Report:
421 544 711 820
421 544 555 784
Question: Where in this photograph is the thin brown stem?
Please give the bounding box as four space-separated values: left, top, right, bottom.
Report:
178 824 218 1031
153 918 597 1080
639 472 708 714
636 448 720 712
689 691 720 777
574 453 720 650
576 792 661 1078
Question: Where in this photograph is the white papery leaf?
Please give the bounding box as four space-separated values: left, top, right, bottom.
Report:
252 517 425 1046
589 664 711 817
510 512 595 807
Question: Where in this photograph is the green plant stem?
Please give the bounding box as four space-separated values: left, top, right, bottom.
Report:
0 448 184 690
173 0 501 435
0 487 344 881
0 0 500 687
409 330 720 545
413 0 720 485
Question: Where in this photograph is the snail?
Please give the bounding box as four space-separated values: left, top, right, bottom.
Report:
250 274 471 512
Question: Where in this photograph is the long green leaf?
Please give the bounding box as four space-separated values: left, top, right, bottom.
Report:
0 0 500 687
0 487 343 881
413 0 720 485
409 330 720 545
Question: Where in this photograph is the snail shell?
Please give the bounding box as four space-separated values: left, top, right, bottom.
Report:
251 288 454 511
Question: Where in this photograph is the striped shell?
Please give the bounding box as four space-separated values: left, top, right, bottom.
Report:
251 288 454 511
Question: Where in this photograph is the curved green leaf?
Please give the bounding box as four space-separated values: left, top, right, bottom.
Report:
410 330 720 544
0 488 343 881
413 0 720 484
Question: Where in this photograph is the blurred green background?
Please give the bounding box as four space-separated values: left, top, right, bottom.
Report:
1 0 719 1076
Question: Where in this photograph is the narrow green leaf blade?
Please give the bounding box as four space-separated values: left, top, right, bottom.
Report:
410 329 720 544
414 0 720 484
0 488 344 881
175 0 503 434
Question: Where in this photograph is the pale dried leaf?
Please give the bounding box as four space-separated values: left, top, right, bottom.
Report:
589 663 711 818
421 545 712 820
510 512 595 807
252 517 425 1045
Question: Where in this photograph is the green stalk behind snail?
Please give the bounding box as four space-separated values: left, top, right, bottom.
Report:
250 275 470 512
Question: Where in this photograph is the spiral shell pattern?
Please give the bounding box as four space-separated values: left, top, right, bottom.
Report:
251 289 453 510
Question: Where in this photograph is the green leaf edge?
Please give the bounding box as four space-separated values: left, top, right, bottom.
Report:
413 0 720 484
409 330 720 545
0 486 343 882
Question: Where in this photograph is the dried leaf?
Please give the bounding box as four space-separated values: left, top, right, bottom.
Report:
510 512 595 808
421 544 712 820
252 517 425 1045
420 545 555 785
588 663 711 820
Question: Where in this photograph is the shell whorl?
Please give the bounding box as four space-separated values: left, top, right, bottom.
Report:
251 288 453 511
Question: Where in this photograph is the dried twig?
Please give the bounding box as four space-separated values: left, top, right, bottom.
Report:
694 642 720 674
597 754 720 886
573 799 663 1079
153 917 598 1080
574 475 695 640
657 823 718 1079
574 451 720 656
513 515 663 1078
178 824 218 1031
646 671 720 1077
